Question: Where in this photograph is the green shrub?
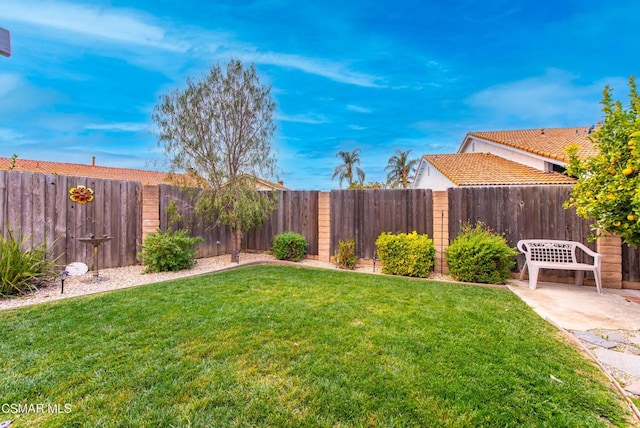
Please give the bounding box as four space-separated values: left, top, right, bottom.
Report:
0 231 59 296
375 231 435 278
334 238 359 270
272 232 308 262
446 223 518 284
141 229 203 273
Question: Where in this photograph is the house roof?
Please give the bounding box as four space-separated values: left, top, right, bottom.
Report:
0 157 180 185
0 157 287 189
464 126 598 162
422 153 576 186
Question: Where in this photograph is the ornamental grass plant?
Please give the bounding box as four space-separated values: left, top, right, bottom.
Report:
0 231 59 296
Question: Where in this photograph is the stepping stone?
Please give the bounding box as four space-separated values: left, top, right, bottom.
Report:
624 381 640 396
573 331 617 349
603 331 628 344
594 348 640 378
629 335 640 347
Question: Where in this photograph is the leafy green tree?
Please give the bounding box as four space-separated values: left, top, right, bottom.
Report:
153 59 278 261
565 76 640 245
385 149 418 188
332 148 366 188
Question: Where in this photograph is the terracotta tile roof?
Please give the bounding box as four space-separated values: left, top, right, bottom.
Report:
0 157 177 185
466 126 598 162
423 153 576 186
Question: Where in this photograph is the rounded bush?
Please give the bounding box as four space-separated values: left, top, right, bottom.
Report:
446 223 518 284
334 238 359 270
141 229 203 273
375 231 435 278
272 232 308 262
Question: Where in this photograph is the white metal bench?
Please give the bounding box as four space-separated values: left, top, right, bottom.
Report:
517 239 603 294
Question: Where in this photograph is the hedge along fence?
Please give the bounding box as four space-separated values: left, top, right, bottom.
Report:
0 170 141 269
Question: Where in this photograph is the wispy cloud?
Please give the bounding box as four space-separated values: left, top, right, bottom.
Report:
85 122 149 132
346 104 372 113
1 0 187 52
278 113 330 125
0 72 23 96
0 128 25 142
465 69 626 126
246 51 384 88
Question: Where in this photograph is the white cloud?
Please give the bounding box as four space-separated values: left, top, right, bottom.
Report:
245 51 384 88
85 122 148 132
0 72 23 96
346 104 372 113
465 69 627 125
1 0 187 52
278 113 330 125
0 127 25 141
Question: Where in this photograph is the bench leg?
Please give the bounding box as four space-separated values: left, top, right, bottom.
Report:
519 262 528 281
574 271 584 286
528 265 540 290
594 268 603 294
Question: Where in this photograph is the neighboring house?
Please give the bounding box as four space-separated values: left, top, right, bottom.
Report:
0 156 288 189
0 156 176 185
413 126 598 190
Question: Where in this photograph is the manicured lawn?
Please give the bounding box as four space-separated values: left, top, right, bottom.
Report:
0 265 633 427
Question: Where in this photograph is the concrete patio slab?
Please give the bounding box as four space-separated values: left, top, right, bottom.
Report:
508 280 640 331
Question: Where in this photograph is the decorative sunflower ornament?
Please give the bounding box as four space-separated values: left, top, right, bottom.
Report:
69 185 94 204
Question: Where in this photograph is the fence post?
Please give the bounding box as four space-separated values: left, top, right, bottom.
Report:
432 190 449 274
317 191 331 262
141 185 160 243
596 233 622 289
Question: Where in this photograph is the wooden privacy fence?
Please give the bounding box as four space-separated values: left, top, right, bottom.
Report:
330 189 433 259
3 168 640 288
0 170 141 269
158 187 319 257
447 186 593 280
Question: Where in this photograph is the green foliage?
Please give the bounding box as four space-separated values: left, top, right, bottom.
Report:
141 229 203 273
272 231 308 262
153 59 278 252
0 231 59 296
334 238 359 269
565 76 640 245
446 223 518 284
385 149 418 188
332 148 366 188
375 231 435 277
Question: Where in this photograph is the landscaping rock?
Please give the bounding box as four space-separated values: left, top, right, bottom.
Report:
573 331 617 349
629 334 640 347
603 331 628 344
593 348 640 378
624 381 640 396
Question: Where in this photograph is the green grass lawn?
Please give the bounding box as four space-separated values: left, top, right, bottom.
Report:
0 265 634 427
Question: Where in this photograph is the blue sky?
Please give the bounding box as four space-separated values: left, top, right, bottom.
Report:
0 0 638 190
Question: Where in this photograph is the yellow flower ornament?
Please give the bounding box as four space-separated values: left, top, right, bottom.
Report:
69 185 94 204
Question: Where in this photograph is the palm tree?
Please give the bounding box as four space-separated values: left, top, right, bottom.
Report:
332 148 366 189
385 149 418 188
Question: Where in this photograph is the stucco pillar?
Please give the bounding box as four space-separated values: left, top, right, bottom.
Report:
596 233 622 289
316 191 331 262
432 190 449 274
141 185 160 243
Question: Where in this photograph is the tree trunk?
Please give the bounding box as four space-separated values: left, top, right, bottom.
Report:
230 231 240 263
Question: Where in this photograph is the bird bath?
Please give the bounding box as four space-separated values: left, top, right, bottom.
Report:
78 235 113 278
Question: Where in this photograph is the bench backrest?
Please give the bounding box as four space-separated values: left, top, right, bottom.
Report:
518 240 578 264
